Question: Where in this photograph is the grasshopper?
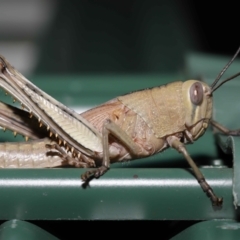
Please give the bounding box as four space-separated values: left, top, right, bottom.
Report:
0 48 240 207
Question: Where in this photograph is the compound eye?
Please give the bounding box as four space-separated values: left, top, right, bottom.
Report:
190 82 203 105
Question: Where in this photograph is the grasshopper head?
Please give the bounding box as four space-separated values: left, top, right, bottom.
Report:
182 46 240 140
182 80 212 140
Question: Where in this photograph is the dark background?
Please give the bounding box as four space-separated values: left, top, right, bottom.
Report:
0 0 239 75
35 0 240 74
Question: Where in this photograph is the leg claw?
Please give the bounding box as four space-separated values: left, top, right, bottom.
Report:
81 166 109 181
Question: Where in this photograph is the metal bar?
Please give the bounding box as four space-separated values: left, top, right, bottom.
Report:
0 168 236 220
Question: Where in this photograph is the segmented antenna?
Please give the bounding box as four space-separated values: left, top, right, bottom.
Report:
211 46 240 93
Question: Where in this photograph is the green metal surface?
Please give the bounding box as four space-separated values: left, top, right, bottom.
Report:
216 135 240 208
0 220 59 240
213 81 240 209
0 168 236 220
171 220 240 240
